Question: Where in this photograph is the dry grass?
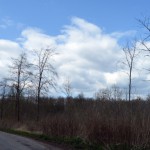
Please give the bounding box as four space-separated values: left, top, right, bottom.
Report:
0 97 150 149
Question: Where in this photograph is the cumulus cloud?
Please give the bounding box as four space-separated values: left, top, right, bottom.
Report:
17 17 126 96
20 28 56 50
54 18 126 95
0 39 22 77
0 17 149 97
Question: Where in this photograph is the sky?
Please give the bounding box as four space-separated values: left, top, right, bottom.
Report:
0 0 150 98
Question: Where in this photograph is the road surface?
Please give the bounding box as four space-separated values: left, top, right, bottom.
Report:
0 131 62 150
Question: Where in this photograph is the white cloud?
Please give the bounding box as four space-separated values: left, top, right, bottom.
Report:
0 39 22 77
0 17 25 31
54 18 125 95
110 30 137 39
0 17 150 97
20 28 56 50
0 18 14 29
104 72 127 85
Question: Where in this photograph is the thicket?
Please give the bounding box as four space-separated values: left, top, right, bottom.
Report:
0 96 150 149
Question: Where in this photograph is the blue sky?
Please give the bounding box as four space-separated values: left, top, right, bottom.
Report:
0 0 150 39
1 0 150 98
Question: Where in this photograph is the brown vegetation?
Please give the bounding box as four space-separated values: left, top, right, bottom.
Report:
0 96 150 149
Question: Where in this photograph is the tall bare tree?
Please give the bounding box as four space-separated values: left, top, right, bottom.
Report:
32 48 58 121
9 52 31 121
122 42 139 101
122 42 139 149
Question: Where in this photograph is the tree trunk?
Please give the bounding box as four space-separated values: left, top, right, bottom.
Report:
0 96 4 120
37 92 40 121
16 84 20 122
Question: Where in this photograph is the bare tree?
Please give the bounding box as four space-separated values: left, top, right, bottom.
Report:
138 18 150 69
138 17 150 50
32 48 58 121
122 42 139 149
122 42 139 102
61 77 73 98
95 88 112 100
9 52 31 121
111 84 123 100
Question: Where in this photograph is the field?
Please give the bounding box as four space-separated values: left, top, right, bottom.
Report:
0 96 150 149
